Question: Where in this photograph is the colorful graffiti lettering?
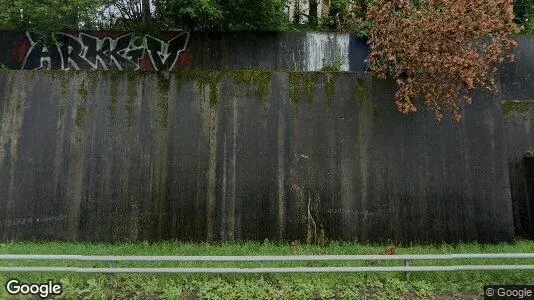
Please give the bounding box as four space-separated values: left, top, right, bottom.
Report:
21 31 189 71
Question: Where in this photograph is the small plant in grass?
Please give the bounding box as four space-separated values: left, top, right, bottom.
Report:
321 57 344 72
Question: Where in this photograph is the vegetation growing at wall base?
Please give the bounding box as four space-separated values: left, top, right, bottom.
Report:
0 241 533 299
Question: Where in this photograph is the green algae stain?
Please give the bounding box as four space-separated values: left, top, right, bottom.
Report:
59 75 69 97
156 73 171 128
177 71 222 106
74 131 83 145
126 72 137 127
289 72 320 103
289 72 299 103
228 70 272 100
324 75 337 99
109 72 121 126
172 71 272 106
195 71 222 107
75 77 89 128
324 73 339 106
78 79 88 101
355 78 368 106
304 75 318 102
52 72 70 126
502 100 534 115
75 107 87 127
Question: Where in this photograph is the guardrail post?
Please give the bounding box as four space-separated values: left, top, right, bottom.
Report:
404 260 411 282
108 261 117 284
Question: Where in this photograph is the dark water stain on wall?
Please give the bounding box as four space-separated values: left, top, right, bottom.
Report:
0 70 516 243
503 100 534 238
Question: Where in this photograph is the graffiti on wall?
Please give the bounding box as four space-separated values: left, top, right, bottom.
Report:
19 31 190 71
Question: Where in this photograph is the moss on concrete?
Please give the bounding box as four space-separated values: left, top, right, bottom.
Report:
172 70 272 106
59 74 70 97
174 71 221 106
74 131 83 145
156 73 171 128
76 76 89 128
289 72 321 103
502 100 534 115
78 79 88 101
126 72 137 127
324 73 340 106
109 72 121 126
75 107 87 127
324 73 338 99
356 78 367 102
228 70 272 100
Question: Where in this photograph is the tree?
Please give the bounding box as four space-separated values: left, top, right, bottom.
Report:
151 0 290 31
153 0 223 31
309 0 319 27
322 0 371 36
514 0 534 34
0 0 103 32
367 0 519 123
142 0 150 25
217 0 289 31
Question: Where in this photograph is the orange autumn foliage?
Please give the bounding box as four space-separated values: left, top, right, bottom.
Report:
366 0 519 122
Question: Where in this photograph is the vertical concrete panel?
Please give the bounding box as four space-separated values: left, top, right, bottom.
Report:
166 77 209 241
503 101 534 238
0 72 29 240
272 73 291 240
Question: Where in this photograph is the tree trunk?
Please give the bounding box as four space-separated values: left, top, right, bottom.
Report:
322 0 330 17
359 0 367 17
142 0 151 25
294 0 301 25
309 0 318 27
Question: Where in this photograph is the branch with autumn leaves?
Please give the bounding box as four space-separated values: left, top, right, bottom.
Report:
366 0 519 123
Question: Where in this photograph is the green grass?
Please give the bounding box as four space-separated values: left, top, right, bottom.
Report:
0 240 533 299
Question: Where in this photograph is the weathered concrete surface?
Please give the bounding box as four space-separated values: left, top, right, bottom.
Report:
501 35 534 100
502 102 534 238
0 31 367 72
0 71 514 243
500 35 534 239
0 31 532 240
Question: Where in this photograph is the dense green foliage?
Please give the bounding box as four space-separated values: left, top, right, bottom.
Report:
152 0 223 31
0 241 533 299
217 0 290 31
0 0 103 32
152 0 290 31
515 0 534 34
0 0 532 34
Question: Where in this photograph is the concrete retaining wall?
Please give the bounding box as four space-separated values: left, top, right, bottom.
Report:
0 70 515 243
501 35 534 238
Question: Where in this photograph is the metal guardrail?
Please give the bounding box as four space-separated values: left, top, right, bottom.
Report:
1 254 534 275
